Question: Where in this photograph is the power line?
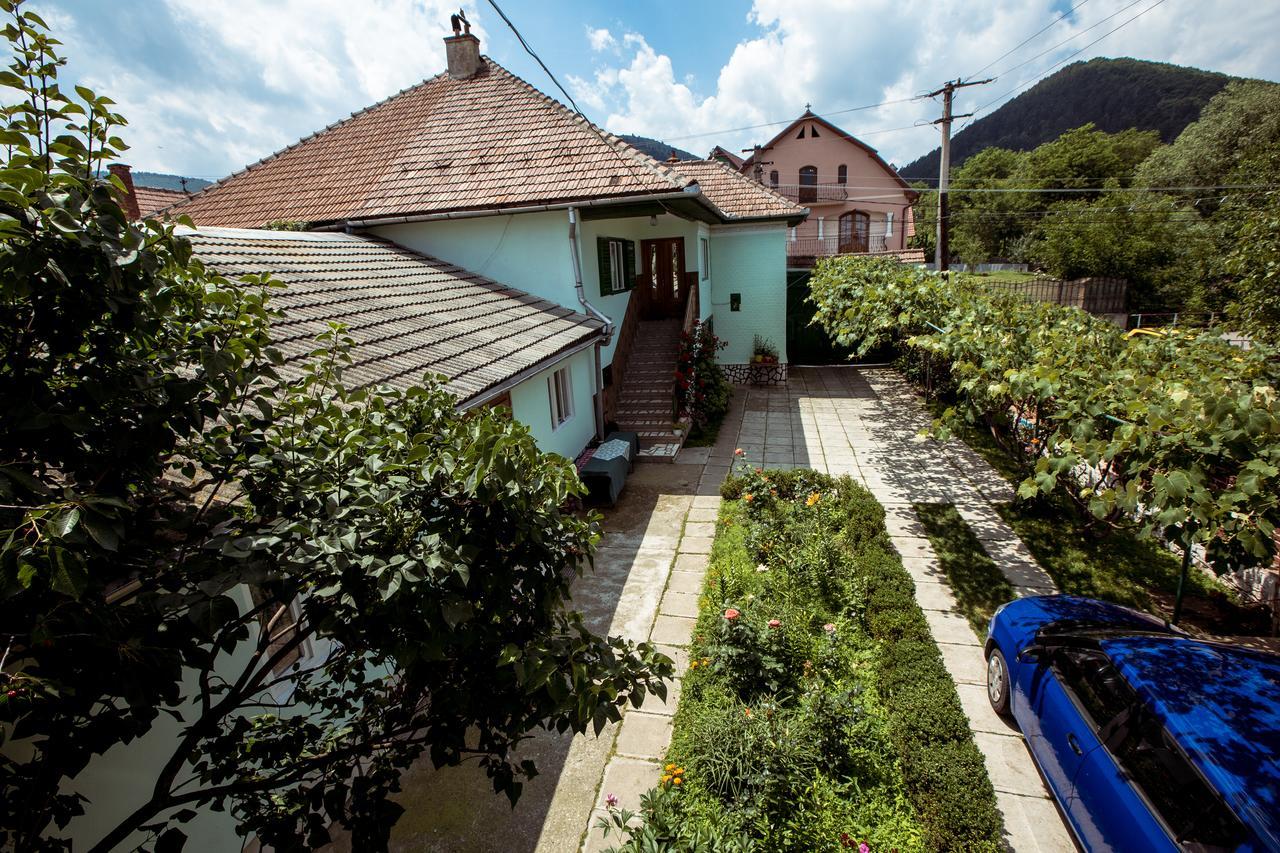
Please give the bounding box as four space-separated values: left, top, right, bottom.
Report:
960 0 1171 131
988 0 1145 83
660 99 921 143
964 0 1093 82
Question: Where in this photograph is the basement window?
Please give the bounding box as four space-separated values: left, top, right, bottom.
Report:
548 366 574 430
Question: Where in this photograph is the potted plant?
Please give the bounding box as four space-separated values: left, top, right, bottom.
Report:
752 335 779 365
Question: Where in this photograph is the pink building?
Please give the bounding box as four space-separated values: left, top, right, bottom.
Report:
737 110 919 267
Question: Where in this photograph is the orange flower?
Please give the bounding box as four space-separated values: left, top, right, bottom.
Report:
744 707 752 718
743 493 754 502
806 492 820 506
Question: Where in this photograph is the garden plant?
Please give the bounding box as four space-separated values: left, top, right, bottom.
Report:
808 254 1280 623
598 463 1004 852
0 5 670 850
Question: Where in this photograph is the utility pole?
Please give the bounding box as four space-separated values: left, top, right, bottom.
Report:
741 144 770 184
926 78 992 272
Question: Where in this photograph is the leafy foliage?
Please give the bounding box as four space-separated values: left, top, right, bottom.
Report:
0 5 669 850
675 320 730 433
809 256 1280 602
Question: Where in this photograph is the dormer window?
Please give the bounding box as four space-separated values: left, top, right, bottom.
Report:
810 124 820 137
796 126 805 139
837 164 847 184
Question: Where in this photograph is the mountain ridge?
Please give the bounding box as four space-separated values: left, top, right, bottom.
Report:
900 57 1238 181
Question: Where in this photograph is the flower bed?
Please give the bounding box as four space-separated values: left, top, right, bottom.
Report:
598 467 1003 852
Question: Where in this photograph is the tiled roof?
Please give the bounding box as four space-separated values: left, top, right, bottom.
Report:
671 159 806 222
134 185 188 217
708 146 745 169
171 59 692 229
183 227 603 404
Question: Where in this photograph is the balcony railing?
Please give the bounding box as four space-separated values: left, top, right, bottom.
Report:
771 183 849 203
786 235 890 258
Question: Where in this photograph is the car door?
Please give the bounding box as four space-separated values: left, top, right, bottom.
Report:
1019 648 1106 805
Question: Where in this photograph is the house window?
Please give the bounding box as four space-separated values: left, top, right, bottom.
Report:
885 211 894 238
810 124 820 137
700 237 710 280
796 126 805 139
837 164 847 184
769 169 779 187
548 366 574 430
596 237 635 296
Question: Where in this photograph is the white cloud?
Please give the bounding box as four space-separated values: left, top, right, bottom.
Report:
586 26 616 53
579 0 1280 165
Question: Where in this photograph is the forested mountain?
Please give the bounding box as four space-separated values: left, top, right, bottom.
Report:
133 171 211 192
900 58 1237 180
618 134 698 162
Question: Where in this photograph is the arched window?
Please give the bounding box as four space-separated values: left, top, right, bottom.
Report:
798 165 818 203
837 164 847 184
769 169 779 187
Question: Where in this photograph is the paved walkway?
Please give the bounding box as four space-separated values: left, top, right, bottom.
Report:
372 367 1074 852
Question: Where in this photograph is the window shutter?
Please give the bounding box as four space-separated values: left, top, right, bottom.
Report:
624 240 636 290
597 237 611 297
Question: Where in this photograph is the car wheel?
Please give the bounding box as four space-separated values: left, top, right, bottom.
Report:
987 647 1011 717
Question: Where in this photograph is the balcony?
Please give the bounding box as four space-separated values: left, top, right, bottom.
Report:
786 235 890 264
771 182 849 203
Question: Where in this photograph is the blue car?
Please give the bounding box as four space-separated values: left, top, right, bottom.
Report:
985 595 1280 852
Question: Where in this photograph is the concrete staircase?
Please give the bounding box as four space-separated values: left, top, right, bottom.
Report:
615 319 686 461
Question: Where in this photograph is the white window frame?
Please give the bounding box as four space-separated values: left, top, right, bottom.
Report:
548 366 574 430
607 239 626 293
700 237 710 281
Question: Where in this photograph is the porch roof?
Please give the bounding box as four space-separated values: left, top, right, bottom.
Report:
183 227 603 406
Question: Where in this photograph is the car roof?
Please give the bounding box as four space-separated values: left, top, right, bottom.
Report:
1100 634 1280 848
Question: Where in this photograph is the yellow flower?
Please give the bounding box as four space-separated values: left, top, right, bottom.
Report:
806 492 820 506
689 660 698 669
665 763 676 772
672 777 682 785
676 767 685 775
660 774 671 784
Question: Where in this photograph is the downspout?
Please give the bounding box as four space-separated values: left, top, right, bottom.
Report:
567 206 611 440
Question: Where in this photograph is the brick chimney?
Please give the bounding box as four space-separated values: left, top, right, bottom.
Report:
108 163 141 220
444 11 481 79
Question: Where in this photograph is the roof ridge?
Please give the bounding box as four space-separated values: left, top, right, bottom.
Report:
172 71 451 211
480 57 691 192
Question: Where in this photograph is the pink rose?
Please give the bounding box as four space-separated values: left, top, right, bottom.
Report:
768 619 781 629
724 608 740 621
859 843 870 853
823 623 837 634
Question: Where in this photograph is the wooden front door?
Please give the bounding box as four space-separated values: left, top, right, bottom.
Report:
838 211 870 253
640 237 686 319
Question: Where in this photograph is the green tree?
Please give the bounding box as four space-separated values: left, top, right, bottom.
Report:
1223 189 1280 345
0 4 668 850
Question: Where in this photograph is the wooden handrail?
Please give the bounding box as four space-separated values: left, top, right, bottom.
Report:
602 279 643 425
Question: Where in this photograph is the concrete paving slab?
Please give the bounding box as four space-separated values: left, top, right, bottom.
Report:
939 641 991 686
691 495 722 509
666 572 706 597
974 730 1053 798
677 536 714 555
650 614 696 646
652 643 690 671
911 578 960 612
596 757 660 813
924 608 983 647
994 791 1077 853
674 447 710 465
613 712 674 760
955 681 1022 737
685 507 719 524
634 678 682 716
672 551 710 573
890 535 937 560
659 590 700 619
682 521 716 540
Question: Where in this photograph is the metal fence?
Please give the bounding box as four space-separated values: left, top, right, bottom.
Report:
982 276 1129 316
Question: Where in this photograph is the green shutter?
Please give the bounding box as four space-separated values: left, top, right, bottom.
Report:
597 237 611 297
624 240 636 291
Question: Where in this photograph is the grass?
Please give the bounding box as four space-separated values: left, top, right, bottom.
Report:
607 469 1005 852
964 270 1044 284
913 503 1015 635
924 399 1237 629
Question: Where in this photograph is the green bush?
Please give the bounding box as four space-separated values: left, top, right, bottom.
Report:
610 471 1004 851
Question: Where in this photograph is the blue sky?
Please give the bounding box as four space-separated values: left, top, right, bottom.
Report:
32 0 1280 180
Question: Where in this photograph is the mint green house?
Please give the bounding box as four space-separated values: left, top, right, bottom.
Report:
170 28 806 464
